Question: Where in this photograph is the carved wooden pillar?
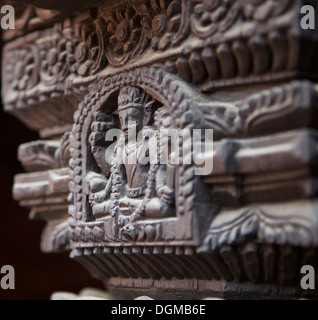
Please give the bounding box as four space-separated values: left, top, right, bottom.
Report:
2 0 318 299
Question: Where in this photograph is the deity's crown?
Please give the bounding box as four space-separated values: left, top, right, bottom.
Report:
118 86 149 111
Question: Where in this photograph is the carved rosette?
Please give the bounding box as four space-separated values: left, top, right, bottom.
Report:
99 0 190 66
4 0 318 298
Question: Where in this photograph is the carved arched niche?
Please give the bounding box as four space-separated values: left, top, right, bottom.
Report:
68 67 216 253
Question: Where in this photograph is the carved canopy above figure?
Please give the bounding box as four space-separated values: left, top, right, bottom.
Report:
3 0 318 299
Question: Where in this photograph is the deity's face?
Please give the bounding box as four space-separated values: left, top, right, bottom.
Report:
119 107 143 140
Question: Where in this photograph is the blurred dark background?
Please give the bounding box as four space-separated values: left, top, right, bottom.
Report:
0 102 104 300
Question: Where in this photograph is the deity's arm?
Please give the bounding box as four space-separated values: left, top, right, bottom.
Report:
156 164 175 205
142 162 175 219
115 143 127 183
155 164 167 192
91 145 111 178
149 135 175 204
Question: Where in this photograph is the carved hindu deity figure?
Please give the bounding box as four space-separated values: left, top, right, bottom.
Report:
87 86 175 227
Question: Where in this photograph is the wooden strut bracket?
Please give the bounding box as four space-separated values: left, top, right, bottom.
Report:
3 0 318 299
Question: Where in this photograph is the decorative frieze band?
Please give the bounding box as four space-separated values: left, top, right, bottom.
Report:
2 0 317 138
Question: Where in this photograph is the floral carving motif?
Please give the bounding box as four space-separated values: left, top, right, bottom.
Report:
4 46 39 90
101 7 148 66
39 17 107 84
191 0 292 38
100 0 188 66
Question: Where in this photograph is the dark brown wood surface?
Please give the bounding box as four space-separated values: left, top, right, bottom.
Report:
2 0 318 299
0 105 104 300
